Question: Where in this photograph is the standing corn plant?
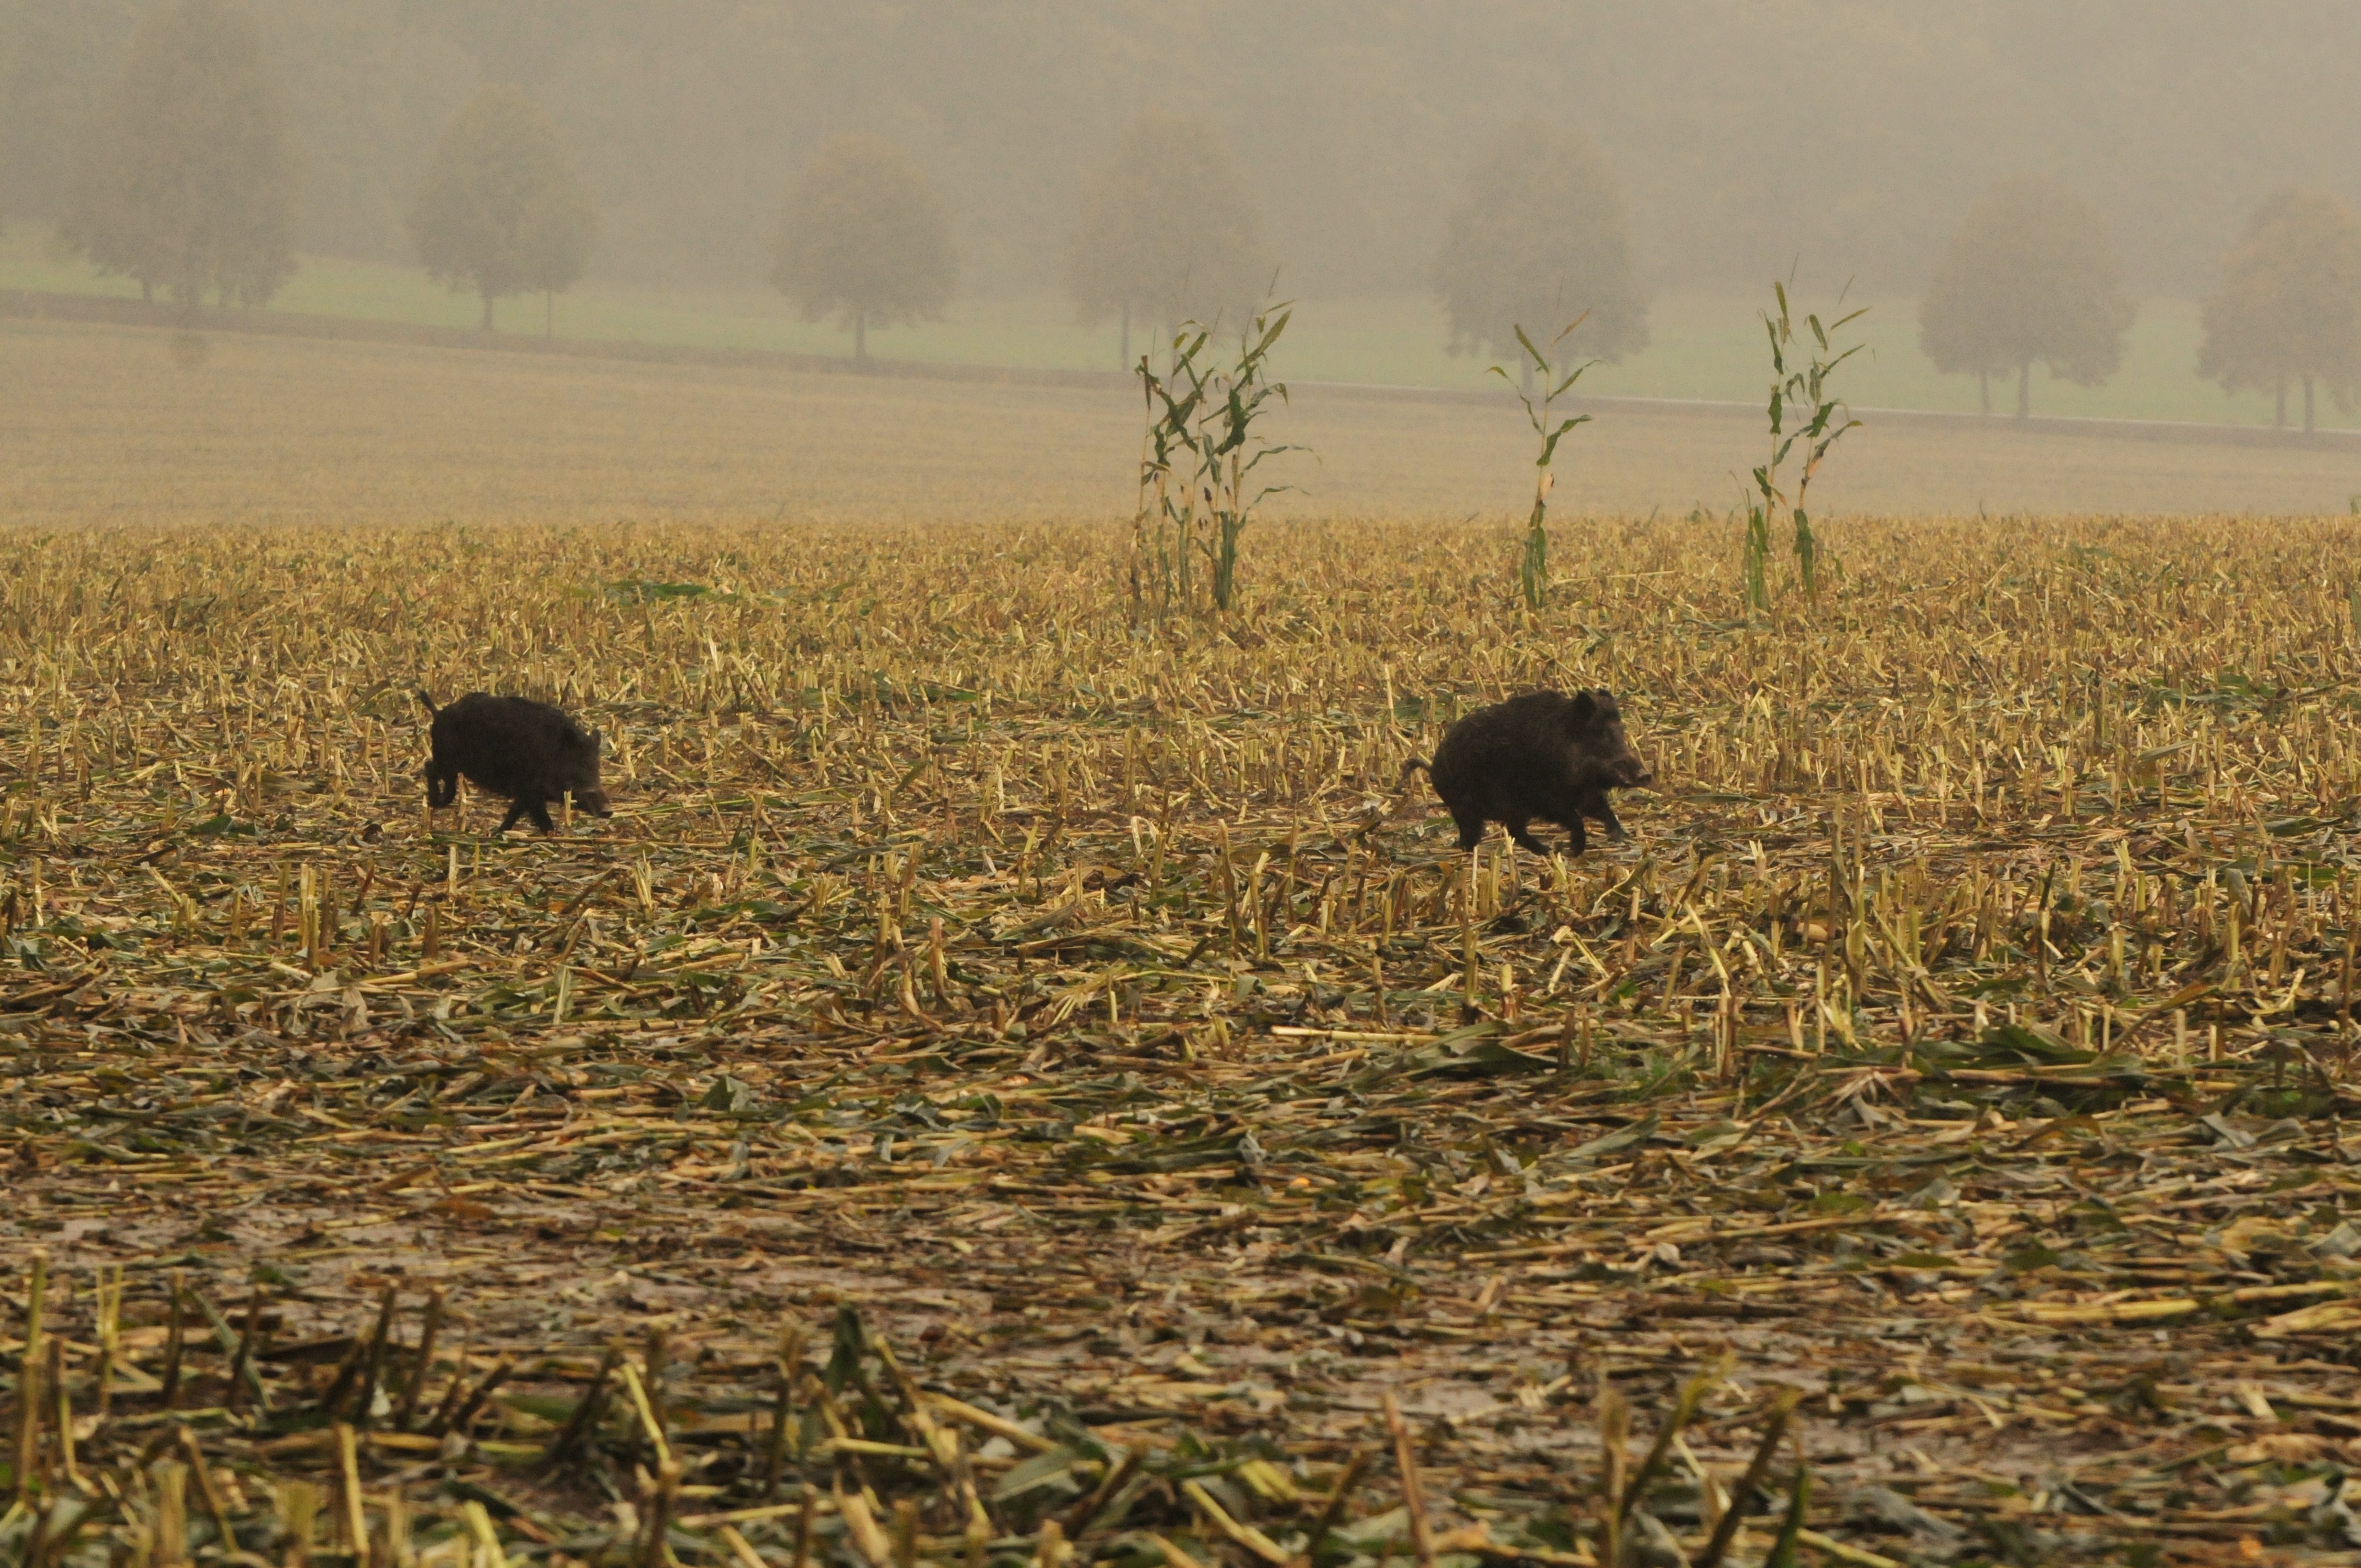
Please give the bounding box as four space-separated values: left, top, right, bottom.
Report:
1492 315 1596 611
1130 340 1200 618
1133 303 1299 616
1743 282 1865 613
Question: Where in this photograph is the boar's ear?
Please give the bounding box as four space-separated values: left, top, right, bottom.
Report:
1566 691 1598 728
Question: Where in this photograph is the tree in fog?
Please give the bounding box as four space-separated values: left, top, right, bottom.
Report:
408 85 596 334
772 134 955 361
57 0 294 311
2197 187 2361 434
1919 175 2134 419
1429 118 1648 388
1067 113 1265 369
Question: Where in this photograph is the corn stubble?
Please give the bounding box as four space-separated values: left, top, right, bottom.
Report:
3 515 2360 1566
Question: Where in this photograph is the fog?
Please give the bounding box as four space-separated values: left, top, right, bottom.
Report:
7 1 2357 299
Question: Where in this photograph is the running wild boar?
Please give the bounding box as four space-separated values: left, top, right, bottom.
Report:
1403 689 1652 857
418 692 611 834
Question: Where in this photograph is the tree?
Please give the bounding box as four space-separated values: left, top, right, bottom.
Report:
1429 118 1648 390
2197 187 2361 434
1067 113 1265 370
1919 175 2135 419
408 85 597 333
771 134 955 361
56 0 294 311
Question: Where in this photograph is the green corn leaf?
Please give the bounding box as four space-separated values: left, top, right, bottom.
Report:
1536 417 1591 469
1513 323 1547 372
1550 357 1599 400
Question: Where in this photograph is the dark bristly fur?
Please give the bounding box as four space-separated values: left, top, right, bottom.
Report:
1401 688 1652 857
418 690 612 834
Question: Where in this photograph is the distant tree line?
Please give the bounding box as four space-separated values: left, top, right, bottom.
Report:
19 2 2361 300
1919 176 2135 420
1065 113 1265 368
57 0 293 313
26 0 2361 415
407 85 595 334
35 0 1660 369
2197 188 2361 434
1917 173 2361 428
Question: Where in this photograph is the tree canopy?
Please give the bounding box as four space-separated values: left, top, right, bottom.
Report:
1919 174 2135 417
1429 118 1649 377
771 133 956 360
1067 113 1265 368
2197 186 2361 433
57 0 295 310
407 84 596 331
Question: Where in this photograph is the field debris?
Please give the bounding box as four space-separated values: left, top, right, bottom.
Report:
4 515 2361 1565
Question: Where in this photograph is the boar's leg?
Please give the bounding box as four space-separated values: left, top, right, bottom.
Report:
1552 813 1590 858
1503 816 1554 857
1575 788 1629 841
426 762 458 809
524 798 558 834
1539 791 1590 857
497 801 530 834
1448 803 1487 851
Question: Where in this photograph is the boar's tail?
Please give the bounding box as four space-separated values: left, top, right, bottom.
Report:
1395 757 1432 787
415 689 439 716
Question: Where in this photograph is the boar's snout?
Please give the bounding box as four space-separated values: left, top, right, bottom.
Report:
573 788 613 817
1614 756 1653 788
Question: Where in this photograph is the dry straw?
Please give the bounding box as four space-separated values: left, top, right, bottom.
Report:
1 513 2358 1564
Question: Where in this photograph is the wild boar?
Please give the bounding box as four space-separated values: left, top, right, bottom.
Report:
1402 689 1651 857
418 691 611 834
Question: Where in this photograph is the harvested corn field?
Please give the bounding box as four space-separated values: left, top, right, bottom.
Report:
4 515 2361 1566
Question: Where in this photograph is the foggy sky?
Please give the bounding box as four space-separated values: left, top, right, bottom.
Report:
6 1 2355 300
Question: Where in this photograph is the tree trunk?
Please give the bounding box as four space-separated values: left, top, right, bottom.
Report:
1978 369 1990 415
855 312 867 361
2016 360 2031 420
1120 303 1131 372
141 278 153 305
481 291 494 332
2275 379 2287 429
545 291 553 340
2304 375 2316 435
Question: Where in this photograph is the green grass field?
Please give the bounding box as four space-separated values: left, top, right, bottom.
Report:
6 225 2338 431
